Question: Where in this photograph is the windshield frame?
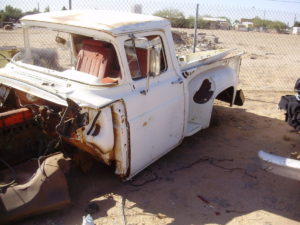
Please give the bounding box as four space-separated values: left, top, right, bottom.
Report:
17 24 125 87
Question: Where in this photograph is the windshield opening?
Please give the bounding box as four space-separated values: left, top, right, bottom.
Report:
19 26 122 84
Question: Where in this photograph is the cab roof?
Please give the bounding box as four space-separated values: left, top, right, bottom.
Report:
21 10 170 35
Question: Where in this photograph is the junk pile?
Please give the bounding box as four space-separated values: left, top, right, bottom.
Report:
172 31 220 55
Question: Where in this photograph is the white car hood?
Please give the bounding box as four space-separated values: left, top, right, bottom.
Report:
0 63 115 108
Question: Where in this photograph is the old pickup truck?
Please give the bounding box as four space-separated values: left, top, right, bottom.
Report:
0 10 243 223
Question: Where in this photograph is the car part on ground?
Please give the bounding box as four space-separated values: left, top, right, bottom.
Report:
0 153 71 225
258 78 300 180
258 150 300 181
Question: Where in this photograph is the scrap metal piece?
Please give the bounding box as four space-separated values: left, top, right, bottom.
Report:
258 150 300 181
0 153 71 224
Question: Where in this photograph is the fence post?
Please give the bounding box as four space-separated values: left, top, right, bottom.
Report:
69 0 72 10
193 4 199 53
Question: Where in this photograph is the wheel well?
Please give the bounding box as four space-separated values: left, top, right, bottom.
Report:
215 86 234 106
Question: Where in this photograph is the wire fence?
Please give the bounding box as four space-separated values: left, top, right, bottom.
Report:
1 0 300 91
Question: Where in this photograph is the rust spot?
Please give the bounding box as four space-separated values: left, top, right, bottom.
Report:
91 124 101 136
193 79 214 104
142 122 147 127
44 13 84 23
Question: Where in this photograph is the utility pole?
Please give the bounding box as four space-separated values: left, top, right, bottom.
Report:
263 10 266 28
193 4 199 53
69 0 72 10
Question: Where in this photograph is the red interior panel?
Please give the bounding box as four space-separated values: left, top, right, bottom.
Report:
76 40 113 79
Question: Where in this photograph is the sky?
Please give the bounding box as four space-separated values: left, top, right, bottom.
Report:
1 0 300 25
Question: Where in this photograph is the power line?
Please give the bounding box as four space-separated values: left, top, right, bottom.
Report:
266 0 300 3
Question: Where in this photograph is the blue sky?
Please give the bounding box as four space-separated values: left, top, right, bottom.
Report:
1 0 300 25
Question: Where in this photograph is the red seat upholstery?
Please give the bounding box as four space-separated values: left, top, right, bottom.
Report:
126 47 148 79
76 39 113 79
136 48 148 76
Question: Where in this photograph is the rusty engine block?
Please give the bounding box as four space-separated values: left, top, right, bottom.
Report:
0 107 51 167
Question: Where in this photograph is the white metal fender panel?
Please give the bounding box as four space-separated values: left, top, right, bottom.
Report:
84 107 114 154
65 101 130 176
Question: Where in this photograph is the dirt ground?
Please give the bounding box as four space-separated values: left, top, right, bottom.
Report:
207 29 300 91
1 28 300 224
13 91 300 225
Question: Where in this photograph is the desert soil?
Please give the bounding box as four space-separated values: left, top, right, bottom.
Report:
1 28 300 225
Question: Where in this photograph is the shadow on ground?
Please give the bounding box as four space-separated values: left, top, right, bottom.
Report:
19 103 300 225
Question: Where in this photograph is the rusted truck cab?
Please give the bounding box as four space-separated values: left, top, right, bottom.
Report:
0 10 243 223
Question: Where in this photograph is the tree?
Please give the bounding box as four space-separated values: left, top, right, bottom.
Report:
0 10 5 22
267 21 287 32
154 9 184 19
186 16 195 28
153 9 189 28
294 21 300 27
219 16 231 23
253 16 265 28
199 17 212 29
187 16 211 29
253 16 287 32
44 6 50 13
0 5 23 22
61 6 67 10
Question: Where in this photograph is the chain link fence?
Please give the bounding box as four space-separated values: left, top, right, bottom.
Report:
1 0 300 91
